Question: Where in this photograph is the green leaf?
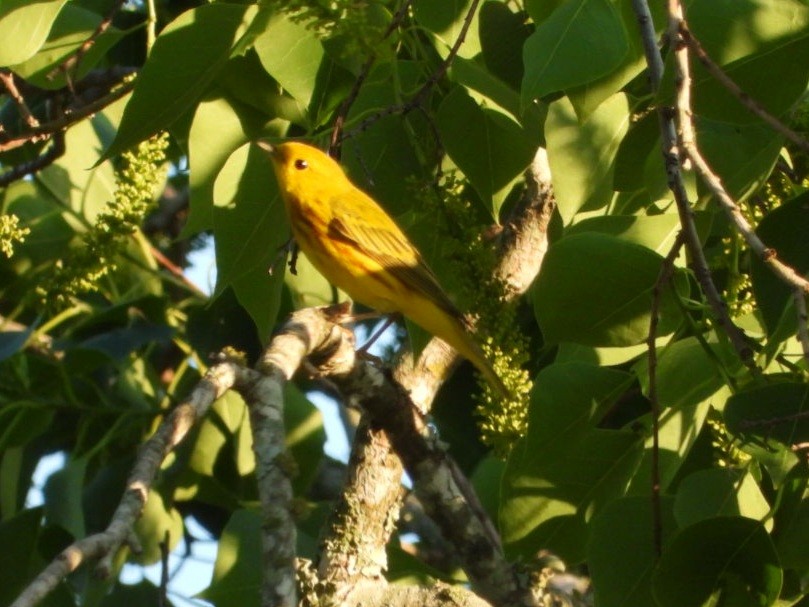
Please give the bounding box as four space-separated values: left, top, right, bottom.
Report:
691 36 809 125
0 0 67 66
203 509 262 607
566 213 682 256
213 142 287 341
75 320 174 362
437 86 536 210
253 13 324 109
0 402 56 452
188 390 247 477
674 469 772 531
545 94 630 224
43 458 87 540
479 1 531 91
696 118 783 205
671 0 809 124
103 3 258 161
774 474 809 570
501 363 640 562
132 490 183 565
637 337 738 411
11 4 124 90
628 337 734 495
0 508 45 606
521 0 629 104
613 111 660 192
685 0 809 67
449 56 522 121
567 0 661 119
341 61 430 217
471 456 506 522
589 496 677 607
412 0 481 58
725 381 809 447
219 53 307 126
750 192 809 335
283 385 326 495
652 517 782 607
284 254 341 309
185 94 270 236
532 233 682 347
36 109 120 225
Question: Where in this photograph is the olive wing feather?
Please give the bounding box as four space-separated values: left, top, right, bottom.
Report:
326 194 460 318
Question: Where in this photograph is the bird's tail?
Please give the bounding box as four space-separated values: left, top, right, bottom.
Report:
414 304 511 399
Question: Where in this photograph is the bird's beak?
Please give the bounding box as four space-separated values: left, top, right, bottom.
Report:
256 140 275 156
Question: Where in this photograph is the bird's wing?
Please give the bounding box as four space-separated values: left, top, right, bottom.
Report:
327 193 461 317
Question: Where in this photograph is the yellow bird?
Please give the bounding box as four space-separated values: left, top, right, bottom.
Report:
257 140 508 398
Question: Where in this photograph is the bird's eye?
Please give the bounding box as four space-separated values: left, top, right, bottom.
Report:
294 159 308 170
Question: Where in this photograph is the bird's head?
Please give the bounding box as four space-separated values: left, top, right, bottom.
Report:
256 141 348 198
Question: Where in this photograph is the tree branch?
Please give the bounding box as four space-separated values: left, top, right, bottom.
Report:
46 0 127 87
0 75 134 153
678 21 809 155
0 131 65 187
665 1 809 365
329 0 414 156
10 359 248 607
341 0 481 142
631 0 757 373
0 69 39 127
647 233 685 558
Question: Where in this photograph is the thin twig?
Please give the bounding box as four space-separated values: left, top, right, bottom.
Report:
647 233 685 558
146 0 158 51
149 245 206 296
793 288 809 367
10 360 248 607
678 21 809 155
0 69 39 127
0 131 65 187
667 6 809 333
341 0 481 141
631 0 757 373
46 0 126 87
0 77 134 153
329 0 414 155
158 531 169 607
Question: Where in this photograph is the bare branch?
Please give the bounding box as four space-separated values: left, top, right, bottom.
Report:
342 0 481 141
329 0 414 155
794 288 809 367
630 0 757 373
647 233 685 558
678 21 809 155
10 360 248 607
0 131 65 186
664 2 809 368
46 0 127 87
0 76 134 153
0 69 39 127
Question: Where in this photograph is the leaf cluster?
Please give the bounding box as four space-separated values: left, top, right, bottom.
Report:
1 0 809 606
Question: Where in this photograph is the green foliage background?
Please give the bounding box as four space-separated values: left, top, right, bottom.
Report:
1 0 808 606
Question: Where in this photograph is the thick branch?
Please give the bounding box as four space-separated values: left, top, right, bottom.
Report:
321 354 538 606
395 146 556 408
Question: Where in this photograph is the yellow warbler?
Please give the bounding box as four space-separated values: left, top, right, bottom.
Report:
257 140 508 397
